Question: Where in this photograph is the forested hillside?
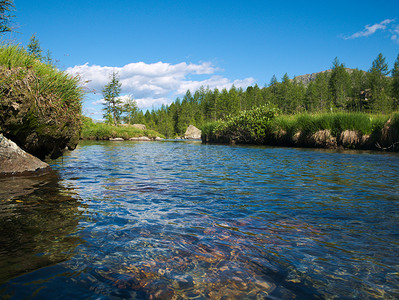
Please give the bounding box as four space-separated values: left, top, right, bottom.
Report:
129 54 399 138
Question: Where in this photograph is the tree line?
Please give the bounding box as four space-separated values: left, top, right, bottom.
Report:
101 54 399 138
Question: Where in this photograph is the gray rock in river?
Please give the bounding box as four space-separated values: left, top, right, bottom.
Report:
0 134 51 176
184 125 202 139
132 124 147 130
129 136 152 141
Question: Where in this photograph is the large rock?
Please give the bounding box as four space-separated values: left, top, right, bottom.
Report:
129 136 151 141
184 125 202 139
132 124 147 130
0 134 51 176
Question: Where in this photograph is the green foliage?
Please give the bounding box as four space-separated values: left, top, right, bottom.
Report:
200 121 221 137
213 104 279 143
0 0 14 34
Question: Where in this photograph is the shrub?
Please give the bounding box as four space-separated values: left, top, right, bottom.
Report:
214 104 279 143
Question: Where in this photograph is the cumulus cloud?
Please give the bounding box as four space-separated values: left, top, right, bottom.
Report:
344 19 397 40
66 61 255 111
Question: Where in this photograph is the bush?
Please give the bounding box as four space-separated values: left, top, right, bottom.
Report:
213 104 279 143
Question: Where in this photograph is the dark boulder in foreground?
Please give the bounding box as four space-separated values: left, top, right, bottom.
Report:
0 134 51 176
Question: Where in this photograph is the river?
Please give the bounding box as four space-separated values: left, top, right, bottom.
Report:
0 140 398 299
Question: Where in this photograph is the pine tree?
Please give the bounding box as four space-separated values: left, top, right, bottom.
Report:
368 53 392 113
392 54 399 109
349 69 367 111
0 0 15 34
122 96 138 124
102 72 122 126
27 34 42 60
328 57 351 110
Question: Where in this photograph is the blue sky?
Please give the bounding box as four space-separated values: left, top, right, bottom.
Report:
6 0 399 119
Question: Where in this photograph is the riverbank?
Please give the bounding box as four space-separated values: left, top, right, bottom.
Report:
80 117 164 141
0 45 83 159
202 110 399 151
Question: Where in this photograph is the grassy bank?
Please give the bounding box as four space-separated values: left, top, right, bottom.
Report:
0 44 84 158
202 108 399 151
81 117 164 140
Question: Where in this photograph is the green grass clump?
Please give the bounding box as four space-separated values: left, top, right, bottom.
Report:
0 44 83 105
200 121 221 137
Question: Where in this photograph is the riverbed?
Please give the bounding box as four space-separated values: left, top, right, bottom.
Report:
0 140 398 299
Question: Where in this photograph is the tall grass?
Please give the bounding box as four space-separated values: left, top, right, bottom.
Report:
202 107 398 150
0 44 84 105
274 112 390 136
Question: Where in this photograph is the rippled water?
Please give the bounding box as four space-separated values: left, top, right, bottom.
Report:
1 140 399 299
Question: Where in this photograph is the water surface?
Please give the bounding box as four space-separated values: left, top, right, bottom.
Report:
0 141 398 299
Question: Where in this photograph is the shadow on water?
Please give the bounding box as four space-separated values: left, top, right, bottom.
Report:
0 171 84 285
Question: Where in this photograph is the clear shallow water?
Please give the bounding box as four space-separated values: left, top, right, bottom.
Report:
0 140 399 299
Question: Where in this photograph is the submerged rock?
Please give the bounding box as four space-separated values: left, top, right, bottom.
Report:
184 125 202 139
129 136 152 141
0 134 51 176
109 137 124 141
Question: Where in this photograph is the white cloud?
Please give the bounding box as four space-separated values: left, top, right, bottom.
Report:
344 19 397 40
66 61 255 111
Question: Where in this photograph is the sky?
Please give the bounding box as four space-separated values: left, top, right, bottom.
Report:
6 0 399 119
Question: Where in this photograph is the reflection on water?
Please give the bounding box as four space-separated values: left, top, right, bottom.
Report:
0 173 84 285
0 140 398 299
